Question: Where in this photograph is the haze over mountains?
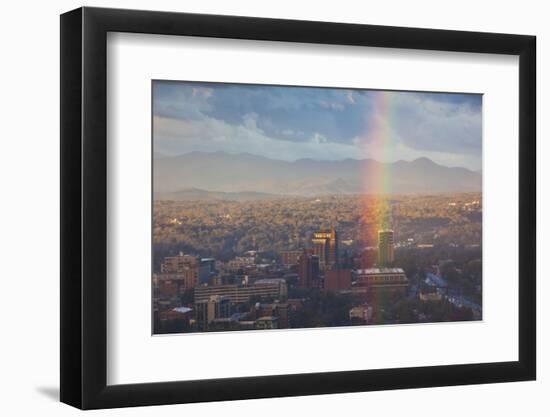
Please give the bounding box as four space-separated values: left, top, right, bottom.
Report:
153 151 481 201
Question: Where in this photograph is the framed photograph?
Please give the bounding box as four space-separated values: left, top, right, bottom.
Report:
60 7 536 409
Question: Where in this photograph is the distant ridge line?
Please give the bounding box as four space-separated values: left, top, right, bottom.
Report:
153 151 481 196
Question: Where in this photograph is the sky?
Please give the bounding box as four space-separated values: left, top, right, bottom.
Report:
153 81 482 171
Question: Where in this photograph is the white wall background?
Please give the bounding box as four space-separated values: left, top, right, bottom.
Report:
0 0 545 415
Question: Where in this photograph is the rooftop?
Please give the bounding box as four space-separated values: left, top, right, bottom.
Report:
211 318 236 323
256 316 278 321
254 278 286 285
355 268 405 274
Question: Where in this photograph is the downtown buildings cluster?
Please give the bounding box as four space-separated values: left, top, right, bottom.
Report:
153 227 418 333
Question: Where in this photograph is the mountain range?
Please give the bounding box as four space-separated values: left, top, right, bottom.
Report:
153 151 481 200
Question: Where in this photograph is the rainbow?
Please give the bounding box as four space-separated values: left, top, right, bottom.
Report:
355 90 398 322
360 91 395 246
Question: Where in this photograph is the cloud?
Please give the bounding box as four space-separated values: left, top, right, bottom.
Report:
154 115 360 162
192 87 213 99
389 91 482 156
319 100 345 111
154 81 366 143
152 81 482 170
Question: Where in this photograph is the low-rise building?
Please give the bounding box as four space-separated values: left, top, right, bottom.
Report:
156 270 200 295
355 267 408 295
226 256 256 272
157 253 210 289
419 292 443 302
255 316 279 330
194 279 287 304
280 250 303 267
156 306 193 333
253 301 290 328
349 305 373 324
195 295 231 331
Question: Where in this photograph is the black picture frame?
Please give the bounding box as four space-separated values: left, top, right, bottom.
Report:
60 6 536 410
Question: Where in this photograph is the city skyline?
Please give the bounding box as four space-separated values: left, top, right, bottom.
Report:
152 80 482 334
153 193 482 334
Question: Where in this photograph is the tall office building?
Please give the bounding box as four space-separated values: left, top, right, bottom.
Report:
312 226 339 269
377 229 395 266
297 249 320 288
